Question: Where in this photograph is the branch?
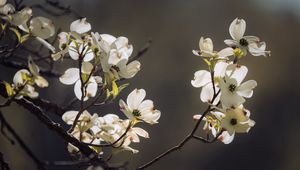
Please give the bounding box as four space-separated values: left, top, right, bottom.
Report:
0 152 10 170
0 58 61 77
129 39 152 63
0 111 45 169
137 90 221 170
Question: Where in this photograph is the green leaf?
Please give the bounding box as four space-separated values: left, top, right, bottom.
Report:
111 80 119 98
9 27 22 43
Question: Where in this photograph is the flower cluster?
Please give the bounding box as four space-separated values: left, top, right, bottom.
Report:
55 18 141 101
62 88 161 154
191 18 270 144
2 57 48 99
54 19 160 156
0 0 55 50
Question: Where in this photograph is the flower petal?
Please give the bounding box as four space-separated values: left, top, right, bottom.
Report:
191 70 211 88
127 89 146 110
132 127 149 138
119 60 141 79
59 68 79 85
70 18 91 34
237 80 257 98
229 18 246 40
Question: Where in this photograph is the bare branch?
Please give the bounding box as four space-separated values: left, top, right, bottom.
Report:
0 111 45 169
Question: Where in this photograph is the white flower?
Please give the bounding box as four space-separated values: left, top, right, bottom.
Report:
224 18 270 57
29 16 55 39
92 33 139 80
220 107 255 136
191 61 229 104
219 64 257 108
70 18 91 34
59 62 101 101
68 41 94 61
62 110 98 132
27 56 49 88
193 37 233 59
119 89 161 124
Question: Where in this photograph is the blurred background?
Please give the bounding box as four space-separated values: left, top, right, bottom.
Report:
1 0 300 169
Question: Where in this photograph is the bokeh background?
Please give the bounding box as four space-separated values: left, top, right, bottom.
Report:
1 0 300 170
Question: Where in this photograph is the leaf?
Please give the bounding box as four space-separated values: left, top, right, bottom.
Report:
9 27 22 43
20 34 29 43
111 80 118 98
1 23 7 31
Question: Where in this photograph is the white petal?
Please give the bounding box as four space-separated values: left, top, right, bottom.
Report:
138 100 154 113
226 64 248 85
13 69 30 85
34 76 48 88
220 91 245 109
28 56 40 76
68 41 79 60
81 62 93 74
0 0 7 6
224 39 239 47
74 78 98 101
111 36 129 50
0 4 15 15
237 80 257 98
199 37 213 52
127 89 146 110
214 61 229 78
70 18 91 34
62 110 78 124
217 47 233 58
35 37 56 53
140 110 161 124
10 7 32 26
119 60 141 79
248 42 271 57
200 83 219 104
191 70 211 88
119 99 134 120
59 68 79 85
218 131 235 144
229 18 246 40
132 127 149 138
29 17 55 39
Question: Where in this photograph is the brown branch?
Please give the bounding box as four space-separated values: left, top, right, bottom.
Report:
0 111 45 169
0 151 10 170
0 58 61 77
129 39 152 63
136 87 221 170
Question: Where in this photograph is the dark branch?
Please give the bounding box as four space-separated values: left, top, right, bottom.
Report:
0 151 10 170
0 111 45 169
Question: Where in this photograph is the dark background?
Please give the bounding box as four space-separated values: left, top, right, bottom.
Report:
1 0 300 170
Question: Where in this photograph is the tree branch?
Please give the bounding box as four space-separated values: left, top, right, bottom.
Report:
0 151 10 170
0 111 45 169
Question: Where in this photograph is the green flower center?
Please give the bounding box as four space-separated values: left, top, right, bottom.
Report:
239 38 248 47
228 84 236 92
230 118 237 125
132 109 141 117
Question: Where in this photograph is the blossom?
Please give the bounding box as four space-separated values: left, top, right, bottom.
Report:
119 89 161 124
62 110 98 132
193 37 233 59
219 64 257 108
70 18 91 34
191 61 229 104
219 107 255 136
224 18 270 57
92 33 140 80
59 61 101 101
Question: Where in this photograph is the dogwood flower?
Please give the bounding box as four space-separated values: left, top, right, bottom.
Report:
0 1 15 15
192 37 233 59
224 18 270 57
92 33 140 80
191 61 229 104
219 64 257 108
62 110 98 132
119 89 161 124
59 62 101 101
219 107 255 136
7 7 32 26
